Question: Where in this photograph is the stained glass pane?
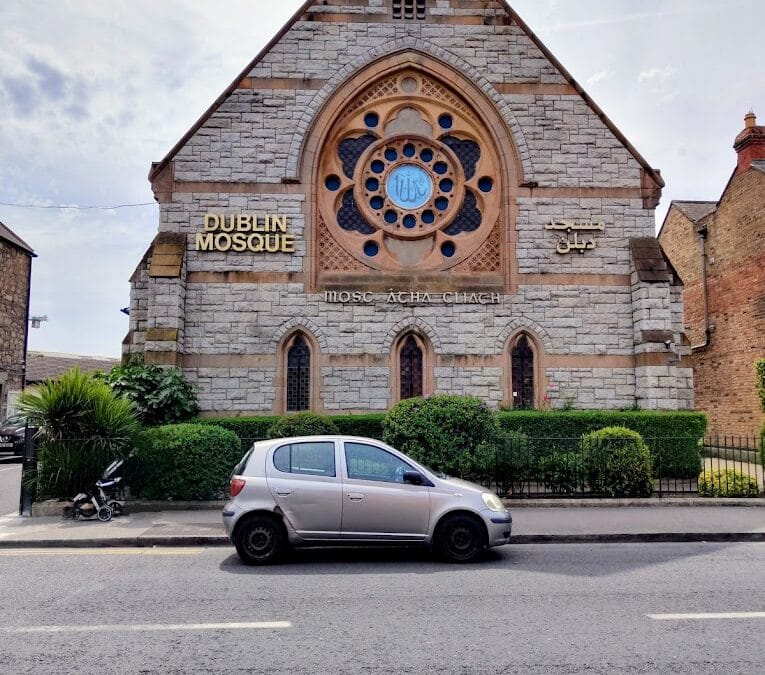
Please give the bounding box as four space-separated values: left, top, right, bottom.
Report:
287 335 311 412
400 335 423 400
511 336 535 409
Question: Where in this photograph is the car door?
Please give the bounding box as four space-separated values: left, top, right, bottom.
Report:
265 440 343 539
340 440 430 540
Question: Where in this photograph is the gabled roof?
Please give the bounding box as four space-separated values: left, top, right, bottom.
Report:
0 220 35 255
25 352 120 384
672 201 718 223
148 0 664 191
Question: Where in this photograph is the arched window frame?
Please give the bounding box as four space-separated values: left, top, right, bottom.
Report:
504 330 546 410
390 330 433 404
275 330 321 415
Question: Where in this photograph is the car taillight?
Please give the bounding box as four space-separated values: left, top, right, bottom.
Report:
230 478 246 497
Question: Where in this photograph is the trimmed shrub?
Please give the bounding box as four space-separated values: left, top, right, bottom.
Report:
582 427 653 497
497 410 705 478
195 413 386 445
331 414 386 441
267 413 339 438
761 420 765 467
494 431 532 496
538 452 586 495
19 368 139 499
698 469 759 498
128 424 242 500
383 395 499 479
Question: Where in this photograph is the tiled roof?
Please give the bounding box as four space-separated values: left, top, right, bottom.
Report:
0 221 34 255
672 201 717 223
630 237 673 283
25 352 120 384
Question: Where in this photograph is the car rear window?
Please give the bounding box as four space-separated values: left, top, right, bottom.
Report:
273 442 336 477
232 447 256 476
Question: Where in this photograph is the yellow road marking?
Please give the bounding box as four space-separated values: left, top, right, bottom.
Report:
0 547 205 556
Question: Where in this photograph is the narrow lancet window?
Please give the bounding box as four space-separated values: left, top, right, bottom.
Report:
511 335 535 409
287 334 311 412
400 334 424 400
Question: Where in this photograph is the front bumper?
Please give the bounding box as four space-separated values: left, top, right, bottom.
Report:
480 509 512 547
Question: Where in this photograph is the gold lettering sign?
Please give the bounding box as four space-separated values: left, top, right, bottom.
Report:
196 214 295 253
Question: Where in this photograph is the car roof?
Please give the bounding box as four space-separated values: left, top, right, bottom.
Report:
251 435 389 449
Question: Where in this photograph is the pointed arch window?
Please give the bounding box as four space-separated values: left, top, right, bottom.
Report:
511 335 535 409
286 334 311 412
399 334 424 400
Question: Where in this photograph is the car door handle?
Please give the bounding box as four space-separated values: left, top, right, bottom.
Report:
347 493 365 501
276 489 292 497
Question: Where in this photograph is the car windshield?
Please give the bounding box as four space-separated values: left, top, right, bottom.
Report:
1 414 26 427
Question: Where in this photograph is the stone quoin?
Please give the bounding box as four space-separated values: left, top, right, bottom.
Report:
126 0 693 415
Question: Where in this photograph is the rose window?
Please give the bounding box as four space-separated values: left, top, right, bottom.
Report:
318 70 501 271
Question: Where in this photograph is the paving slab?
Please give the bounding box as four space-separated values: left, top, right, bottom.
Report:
0 506 763 548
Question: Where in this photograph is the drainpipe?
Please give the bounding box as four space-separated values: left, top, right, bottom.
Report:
692 224 711 351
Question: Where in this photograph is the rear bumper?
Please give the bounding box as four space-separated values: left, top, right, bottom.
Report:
221 501 243 540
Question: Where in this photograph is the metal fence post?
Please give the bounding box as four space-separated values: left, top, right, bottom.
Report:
18 426 36 516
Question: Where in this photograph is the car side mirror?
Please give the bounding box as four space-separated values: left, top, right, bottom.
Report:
402 470 424 485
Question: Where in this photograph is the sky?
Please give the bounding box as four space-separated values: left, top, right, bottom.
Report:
1 0 762 358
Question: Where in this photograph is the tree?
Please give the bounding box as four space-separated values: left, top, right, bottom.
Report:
100 360 199 426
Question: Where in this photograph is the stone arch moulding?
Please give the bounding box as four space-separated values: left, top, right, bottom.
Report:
382 318 442 354
288 38 532 182
270 317 328 353
495 319 553 354
302 46 527 287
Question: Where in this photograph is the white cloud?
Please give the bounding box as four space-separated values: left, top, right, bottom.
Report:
587 71 612 86
638 66 679 83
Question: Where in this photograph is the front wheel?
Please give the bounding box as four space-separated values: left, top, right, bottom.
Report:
97 506 113 522
434 514 485 563
234 515 286 566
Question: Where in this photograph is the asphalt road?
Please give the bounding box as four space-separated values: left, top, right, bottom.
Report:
0 542 763 674
0 459 21 516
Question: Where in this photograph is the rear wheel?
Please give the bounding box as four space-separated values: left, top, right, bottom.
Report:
97 506 113 523
234 515 286 566
435 514 485 563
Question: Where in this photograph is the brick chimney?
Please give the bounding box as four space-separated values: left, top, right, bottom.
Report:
733 111 765 173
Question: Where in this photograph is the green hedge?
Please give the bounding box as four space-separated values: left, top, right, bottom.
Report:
497 410 706 479
761 420 765 467
196 414 386 445
582 427 653 497
129 424 242 500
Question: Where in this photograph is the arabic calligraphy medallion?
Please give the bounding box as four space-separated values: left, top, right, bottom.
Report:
385 165 433 210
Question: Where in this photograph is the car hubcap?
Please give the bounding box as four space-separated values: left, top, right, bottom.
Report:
246 526 274 556
449 525 474 552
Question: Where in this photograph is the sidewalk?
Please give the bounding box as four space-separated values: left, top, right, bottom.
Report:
0 504 763 548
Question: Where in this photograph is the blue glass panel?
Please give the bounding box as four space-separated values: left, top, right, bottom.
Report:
403 215 417 229
420 148 434 163
422 210 435 224
364 241 379 257
370 196 384 210
385 148 398 162
364 112 379 128
435 196 449 211
403 143 416 157
371 160 385 174
325 175 341 191
441 242 456 258
478 177 494 192
385 165 433 210
434 162 448 175
366 177 379 192
439 114 453 130
439 178 453 193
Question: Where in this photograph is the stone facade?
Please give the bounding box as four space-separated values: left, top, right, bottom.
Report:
0 222 34 420
659 114 765 437
128 0 692 416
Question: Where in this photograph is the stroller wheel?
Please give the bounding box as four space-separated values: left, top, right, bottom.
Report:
97 506 113 523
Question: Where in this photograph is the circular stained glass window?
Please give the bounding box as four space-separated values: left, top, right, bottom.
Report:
385 164 433 210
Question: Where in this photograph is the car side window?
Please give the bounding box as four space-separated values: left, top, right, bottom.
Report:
272 442 336 477
344 442 414 484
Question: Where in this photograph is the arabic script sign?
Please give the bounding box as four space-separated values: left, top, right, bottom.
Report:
545 220 605 255
385 165 433 210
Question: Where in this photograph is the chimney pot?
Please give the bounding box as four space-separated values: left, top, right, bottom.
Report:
734 111 764 173
745 111 757 128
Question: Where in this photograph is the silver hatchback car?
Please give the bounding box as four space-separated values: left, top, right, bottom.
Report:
223 435 512 565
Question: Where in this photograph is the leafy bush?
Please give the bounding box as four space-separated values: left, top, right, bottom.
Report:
128 424 242 500
100 360 199 426
383 395 499 479
18 368 139 499
698 469 759 497
267 413 339 439
582 427 653 497
761 420 765 467
756 359 765 412
497 410 705 478
538 452 586 495
494 431 532 496
331 414 386 441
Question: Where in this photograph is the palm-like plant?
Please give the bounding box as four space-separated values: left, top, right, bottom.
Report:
19 368 139 499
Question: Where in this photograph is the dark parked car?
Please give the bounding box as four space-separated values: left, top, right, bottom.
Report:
0 413 30 457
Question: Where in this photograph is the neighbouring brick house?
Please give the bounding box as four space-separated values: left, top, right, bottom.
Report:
659 113 765 438
127 0 693 415
0 221 35 420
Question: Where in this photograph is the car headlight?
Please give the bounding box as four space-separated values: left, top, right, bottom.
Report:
482 492 505 512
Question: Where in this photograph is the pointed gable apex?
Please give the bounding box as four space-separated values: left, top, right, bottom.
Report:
149 0 664 195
